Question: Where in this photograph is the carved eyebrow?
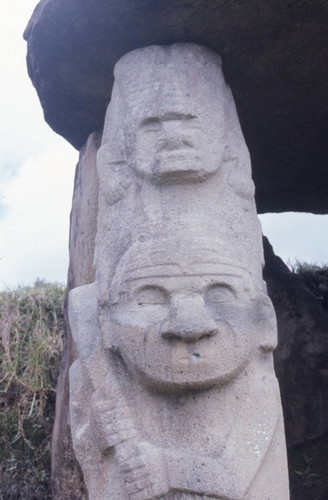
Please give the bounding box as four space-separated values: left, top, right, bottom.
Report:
160 112 198 120
141 117 160 125
141 113 198 124
123 272 245 282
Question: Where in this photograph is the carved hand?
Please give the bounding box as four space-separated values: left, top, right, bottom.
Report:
90 391 138 453
116 440 170 500
90 392 170 498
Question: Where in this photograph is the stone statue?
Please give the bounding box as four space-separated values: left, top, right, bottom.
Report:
69 44 289 499
94 44 263 293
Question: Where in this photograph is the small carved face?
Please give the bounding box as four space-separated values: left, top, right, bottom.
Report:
131 111 224 184
101 265 264 392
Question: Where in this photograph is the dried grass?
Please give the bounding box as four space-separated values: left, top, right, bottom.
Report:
0 281 65 499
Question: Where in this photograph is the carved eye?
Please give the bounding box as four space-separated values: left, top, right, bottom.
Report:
142 119 161 133
135 286 169 306
182 117 201 129
205 285 235 305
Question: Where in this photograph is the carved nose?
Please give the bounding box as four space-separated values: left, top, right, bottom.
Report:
160 294 217 343
158 136 192 151
158 121 193 151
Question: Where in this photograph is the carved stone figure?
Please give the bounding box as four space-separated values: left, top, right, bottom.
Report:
94 44 263 293
69 44 289 499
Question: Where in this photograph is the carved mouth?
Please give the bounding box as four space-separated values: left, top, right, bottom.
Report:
152 155 208 184
177 352 202 363
158 150 199 161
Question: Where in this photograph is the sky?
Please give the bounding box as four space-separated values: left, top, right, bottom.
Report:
0 1 327 290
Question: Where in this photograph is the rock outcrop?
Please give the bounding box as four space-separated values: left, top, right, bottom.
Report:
51 131 101 499
264 237 328 447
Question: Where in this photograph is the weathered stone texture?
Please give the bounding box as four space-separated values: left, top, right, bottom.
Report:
24 0 328 213
51 131 101 499
68 131 102 288
55 233 328 499
69 44 289 499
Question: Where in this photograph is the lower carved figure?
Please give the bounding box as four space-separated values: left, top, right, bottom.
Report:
69 242 289 499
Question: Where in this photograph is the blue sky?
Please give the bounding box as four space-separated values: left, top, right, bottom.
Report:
0 0 327 290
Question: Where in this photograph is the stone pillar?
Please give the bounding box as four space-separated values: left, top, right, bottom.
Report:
68 44 289 499
51 131 101 499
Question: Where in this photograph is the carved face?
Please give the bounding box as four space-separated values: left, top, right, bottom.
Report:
131 110 224 184
107 44 228 185
100 258 268 392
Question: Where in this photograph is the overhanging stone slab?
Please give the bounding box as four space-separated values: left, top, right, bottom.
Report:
24 0 328 213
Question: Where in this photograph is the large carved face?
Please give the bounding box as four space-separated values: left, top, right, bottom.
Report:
99 246 274 393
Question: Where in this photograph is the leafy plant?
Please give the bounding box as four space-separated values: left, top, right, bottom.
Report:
292 261 328 311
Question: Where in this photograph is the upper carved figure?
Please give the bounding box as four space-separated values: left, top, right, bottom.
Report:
102 44 228 186
94 44 261 293
97 43 253 196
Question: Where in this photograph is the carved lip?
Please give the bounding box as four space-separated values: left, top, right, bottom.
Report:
176 352 204 363
157 149 200 158
153 151 208 181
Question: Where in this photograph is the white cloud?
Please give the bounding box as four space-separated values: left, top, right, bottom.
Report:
0 142 77 289
0 1 78 289
0 0 64 166
259 213 328 267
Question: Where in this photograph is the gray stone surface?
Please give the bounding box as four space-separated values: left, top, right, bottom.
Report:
24 0 328 213
94 44 263 294
69 45 289 499
68 130 101 288
51 131 101 499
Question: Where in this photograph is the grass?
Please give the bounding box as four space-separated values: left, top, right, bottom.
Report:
292 261 328 310
0 281 65 500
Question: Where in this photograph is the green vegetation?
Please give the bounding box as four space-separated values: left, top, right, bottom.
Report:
289 435 328 500
0 282 65 500
287 262 328 499
292 262 328 311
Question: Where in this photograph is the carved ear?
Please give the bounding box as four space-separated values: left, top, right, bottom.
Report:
97 144 131 205
254 292 278 352
226 159 256 201
222 86 255 201
68 283 102 358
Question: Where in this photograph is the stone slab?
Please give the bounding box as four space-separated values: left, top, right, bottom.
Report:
24 0 328 213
